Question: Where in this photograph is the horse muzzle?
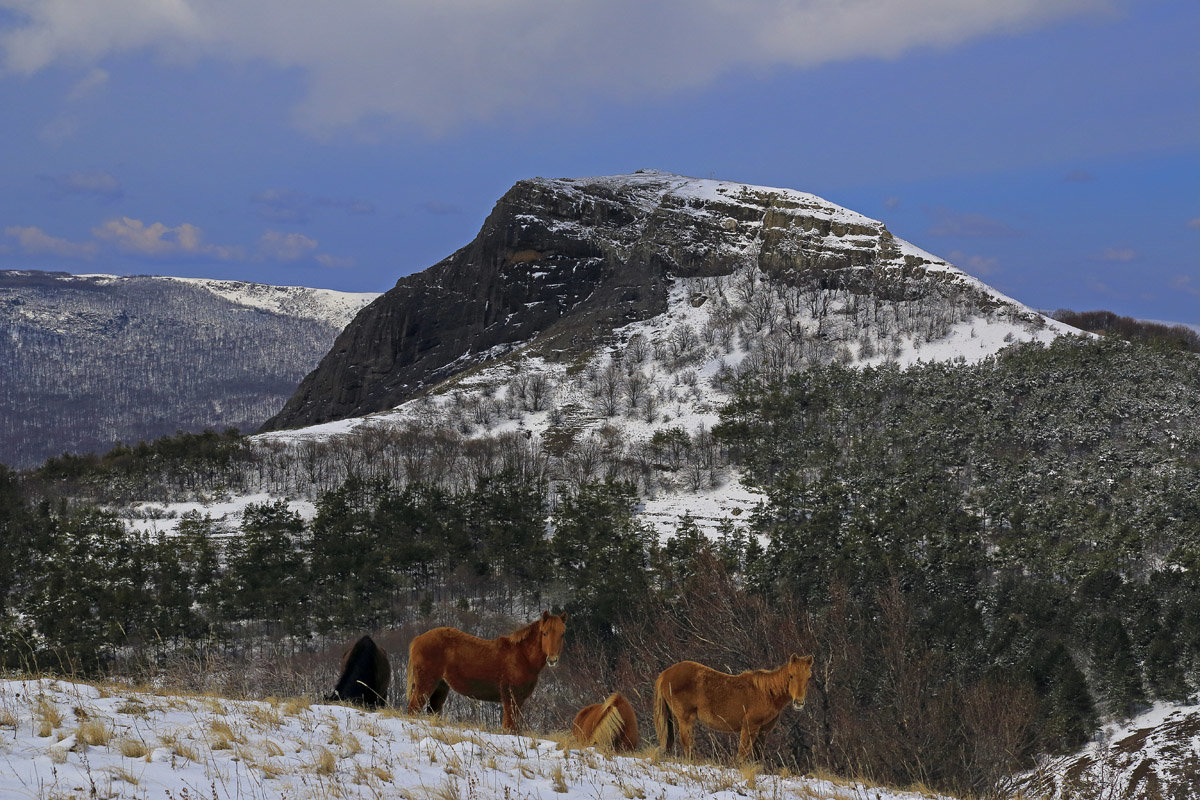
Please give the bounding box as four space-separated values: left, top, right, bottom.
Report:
792 700 806 711
547 656 560 667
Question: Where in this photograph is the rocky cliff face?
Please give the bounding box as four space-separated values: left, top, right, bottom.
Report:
261 170 1027 431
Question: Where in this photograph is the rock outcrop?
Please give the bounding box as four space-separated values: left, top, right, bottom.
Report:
260 170 1019 431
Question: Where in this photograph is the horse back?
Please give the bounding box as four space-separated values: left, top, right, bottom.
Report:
660 660 775 731
408 626 531 700
332 635 390 707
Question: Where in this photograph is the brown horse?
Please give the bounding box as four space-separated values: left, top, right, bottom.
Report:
572 692 639 752
327 635 391 709
406 611 567 731
654 653 813 762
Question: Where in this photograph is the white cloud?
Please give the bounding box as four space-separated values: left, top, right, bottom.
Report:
1096 246 1137 262
257 230 319 261
93 216 242 259
0 0 1110 133
947 250 1000 276
1171 276 1200 298
4 225 98 258
927 207 1019 238
66 66 109 100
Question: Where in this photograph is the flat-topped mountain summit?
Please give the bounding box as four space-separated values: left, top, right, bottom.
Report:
263 170 1044 431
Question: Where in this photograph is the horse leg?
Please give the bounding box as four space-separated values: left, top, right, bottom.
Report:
500 686 522 732
738 725 761 762
427 680 450 714
678 714 696 760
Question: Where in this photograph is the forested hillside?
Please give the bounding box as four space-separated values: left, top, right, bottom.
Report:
0 271 375 468
5 335 1199 795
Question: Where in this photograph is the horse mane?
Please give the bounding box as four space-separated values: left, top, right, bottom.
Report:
748 663 790 697
499 618 541 646
588 694 626 748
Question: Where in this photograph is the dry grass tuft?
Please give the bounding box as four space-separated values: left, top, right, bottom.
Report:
550 762 569 793
107 765 139 785
115 699 152 717
0 707 17 729
115 737 148 759
248 704 284 730
312 745 337 775
34 695 63 734
740 762 761 789
282 696 311 716
168 738 199 762
77 717 112 746
207 717 244 751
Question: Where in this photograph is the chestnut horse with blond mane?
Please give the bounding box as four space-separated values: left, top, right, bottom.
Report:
572 691 638 752
406 611 567 731
654 653 813 762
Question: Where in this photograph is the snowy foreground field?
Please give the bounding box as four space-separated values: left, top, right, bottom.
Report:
0 678 939 800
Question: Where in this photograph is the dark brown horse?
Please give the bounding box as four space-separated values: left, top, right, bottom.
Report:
572 691 638 752
406 611 567 731
327 635 391 709
654 653 813 762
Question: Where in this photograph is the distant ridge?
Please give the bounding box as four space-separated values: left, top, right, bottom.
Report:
0 270 377 468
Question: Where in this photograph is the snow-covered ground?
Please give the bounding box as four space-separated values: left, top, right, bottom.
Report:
122 493 318 538
0 678 944 800
68 272 378 329
1007 701 1200 799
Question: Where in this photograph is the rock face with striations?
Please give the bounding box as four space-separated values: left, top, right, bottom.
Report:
260 170 1004 432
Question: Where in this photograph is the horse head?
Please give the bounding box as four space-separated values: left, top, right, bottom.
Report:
786 653 814 710
539 610 568 667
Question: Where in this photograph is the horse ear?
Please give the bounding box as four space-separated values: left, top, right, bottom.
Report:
801 655 814 666
560 612 568 622
789 653 800 663
542 610 550 621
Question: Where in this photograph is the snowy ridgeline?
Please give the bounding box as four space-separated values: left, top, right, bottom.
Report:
0 678 942 800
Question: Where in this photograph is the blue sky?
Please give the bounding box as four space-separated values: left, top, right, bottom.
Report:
1 0 1197 324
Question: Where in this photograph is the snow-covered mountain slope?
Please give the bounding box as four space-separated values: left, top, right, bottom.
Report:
0 270 378 468
264 170 1078 431
1005 701 1200 799
0 678 948 800
254 199 1077 534
165 275 376 329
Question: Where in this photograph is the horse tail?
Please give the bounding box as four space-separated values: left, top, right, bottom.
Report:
653 674 674 754
405 639 419 710
590 693 627 750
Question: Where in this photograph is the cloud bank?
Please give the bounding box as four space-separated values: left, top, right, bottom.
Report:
0 0 1108 133
3 218 348 267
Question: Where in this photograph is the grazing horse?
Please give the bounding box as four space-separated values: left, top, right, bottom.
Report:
572 691 639 752
654 653 813 762
327 635 391 709
406 611 567 731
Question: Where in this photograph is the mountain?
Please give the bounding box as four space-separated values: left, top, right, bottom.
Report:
263 170 1065 432
0 270 377 469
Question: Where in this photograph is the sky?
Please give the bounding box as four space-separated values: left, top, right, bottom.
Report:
0 0 1196 325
